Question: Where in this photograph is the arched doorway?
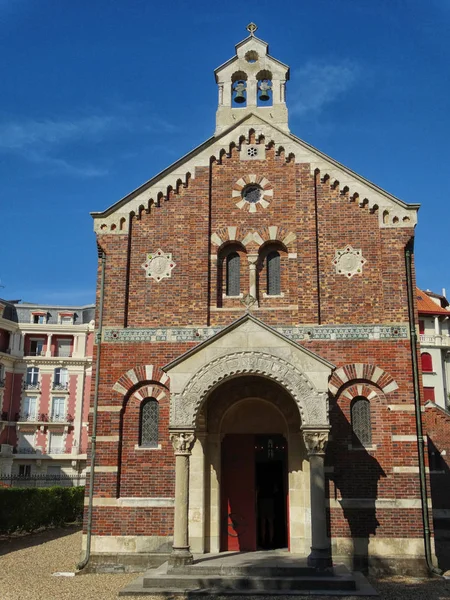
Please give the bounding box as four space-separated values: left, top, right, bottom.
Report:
191 375 310 555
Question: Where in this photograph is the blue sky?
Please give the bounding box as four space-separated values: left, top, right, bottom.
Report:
1 0 449 305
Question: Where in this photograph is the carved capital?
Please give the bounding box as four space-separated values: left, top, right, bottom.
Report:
170 431 195 455
303 430 329 456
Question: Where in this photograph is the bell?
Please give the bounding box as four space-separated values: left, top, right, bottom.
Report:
233 81 246 104
259 79 271 102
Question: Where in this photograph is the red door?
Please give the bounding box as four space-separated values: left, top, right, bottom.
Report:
221 434 256 551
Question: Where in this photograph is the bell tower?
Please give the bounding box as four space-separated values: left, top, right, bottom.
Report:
214 24 290 135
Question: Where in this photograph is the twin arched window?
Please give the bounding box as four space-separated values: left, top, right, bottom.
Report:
221 244 283 298
139 398 159 448
351 396 372 447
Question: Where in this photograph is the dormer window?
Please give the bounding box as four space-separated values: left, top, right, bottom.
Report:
58 312 74 325
32 312 47 324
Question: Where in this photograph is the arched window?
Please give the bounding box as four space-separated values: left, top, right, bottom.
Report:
421 352 433 373
266 251 281 295
139 398 159 448
226 252 240 296
351 397 372 447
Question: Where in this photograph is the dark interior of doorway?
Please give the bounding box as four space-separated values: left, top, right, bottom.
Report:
255 434 287 550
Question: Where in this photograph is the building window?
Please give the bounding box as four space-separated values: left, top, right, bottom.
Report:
56 339 71 357
59 313 74 325
421 352 433 373
18 432 35 453
48 432 65 454
226 252 241 296
29 339 44 356
139 398 159 448
423 387 435 402
51 397 66 422
53 368 68 390
22 397 37 421
25 367 40 389
351 396 372 447
19 465 31 476
32 313 47 324
266 250 281 295
419 320 425 335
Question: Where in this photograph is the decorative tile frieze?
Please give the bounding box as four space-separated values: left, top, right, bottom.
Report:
104 324 408 343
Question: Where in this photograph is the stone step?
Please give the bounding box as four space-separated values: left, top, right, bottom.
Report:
171 565 325 577
141 574 357 592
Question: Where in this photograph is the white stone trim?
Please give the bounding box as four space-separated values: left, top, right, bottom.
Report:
90 405 122 413
95 435 120 442
392 435 426 442
81 534 172 553
392 466 429 473
332 537 427 557
85 466 118 473
388 404 423 412
330 498 430 509
134 444 162 451
83 497 175 507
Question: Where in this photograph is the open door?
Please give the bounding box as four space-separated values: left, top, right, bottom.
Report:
221 434 256 551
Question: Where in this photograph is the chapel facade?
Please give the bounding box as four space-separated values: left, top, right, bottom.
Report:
84 27 432 573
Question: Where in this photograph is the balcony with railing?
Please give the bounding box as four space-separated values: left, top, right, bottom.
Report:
23 381 41 391
18 412 39 423
48 413 74 426
52 381 69 391
16 446 38 454
420 334 450 347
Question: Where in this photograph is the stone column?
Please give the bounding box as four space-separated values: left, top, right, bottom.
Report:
248 255 258 304
169 431 196 567
45 333 52 357
303 430 332 569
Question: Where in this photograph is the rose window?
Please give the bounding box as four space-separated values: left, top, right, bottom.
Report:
232 175 273 212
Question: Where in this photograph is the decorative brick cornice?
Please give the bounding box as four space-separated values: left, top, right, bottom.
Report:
112 364 169 396
328 363 398 397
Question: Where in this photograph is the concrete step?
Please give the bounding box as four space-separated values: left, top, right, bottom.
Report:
141 574 357 591
119 559 379 597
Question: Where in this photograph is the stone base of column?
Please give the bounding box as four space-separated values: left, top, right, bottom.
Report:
307 546 332 570
168 548 193 568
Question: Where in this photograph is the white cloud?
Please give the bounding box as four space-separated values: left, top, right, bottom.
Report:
0 105 178 177
0 115 117 151
290 61 359 116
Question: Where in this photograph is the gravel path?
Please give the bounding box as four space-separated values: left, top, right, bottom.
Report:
0 527 449 600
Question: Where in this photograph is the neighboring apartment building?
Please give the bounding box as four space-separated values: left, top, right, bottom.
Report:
0 299 94 478
417 288 450 410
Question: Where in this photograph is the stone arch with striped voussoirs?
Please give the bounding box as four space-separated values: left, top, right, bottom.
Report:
328 363 398 397
112 364 169 398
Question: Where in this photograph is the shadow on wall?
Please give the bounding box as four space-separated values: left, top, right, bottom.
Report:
326 404 386 575
428 437 450 572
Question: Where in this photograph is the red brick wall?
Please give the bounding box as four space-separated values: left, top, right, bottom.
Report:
88 139 422 542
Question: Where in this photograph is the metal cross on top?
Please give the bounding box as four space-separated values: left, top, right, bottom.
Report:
246 22 258 36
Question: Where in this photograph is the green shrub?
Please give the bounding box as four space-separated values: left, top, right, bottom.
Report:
0 486 84 534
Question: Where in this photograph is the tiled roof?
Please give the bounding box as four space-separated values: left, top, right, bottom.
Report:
417 288 450 316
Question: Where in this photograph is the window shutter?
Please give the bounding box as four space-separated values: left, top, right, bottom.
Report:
226 252 240 296
267 251 281 296
351 397 372 446
421 353 433 372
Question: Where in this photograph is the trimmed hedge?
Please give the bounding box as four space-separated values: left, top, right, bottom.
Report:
0 486 84 534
